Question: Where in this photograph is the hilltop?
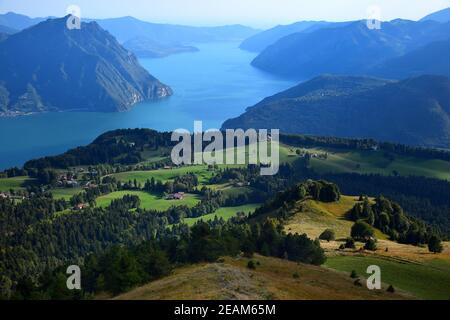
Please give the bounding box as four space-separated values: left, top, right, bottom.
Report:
222 74 450 149
113 255 407 300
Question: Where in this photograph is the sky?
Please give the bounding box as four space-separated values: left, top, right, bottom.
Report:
0 0 449 28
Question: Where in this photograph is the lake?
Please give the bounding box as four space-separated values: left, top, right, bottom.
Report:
0 42 296 169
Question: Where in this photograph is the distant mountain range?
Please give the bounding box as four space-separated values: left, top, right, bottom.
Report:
421 7 450 22
222 75 450 148
250 19 450 79
0 12 259 58
123 37 199 58
0 12 45 30
0 16 172 115
93 16 259 44
240 21 352 52
240 21 329 52
0 24 17 34
370 39 450 79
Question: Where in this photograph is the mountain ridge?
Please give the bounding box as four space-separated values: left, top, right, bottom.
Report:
251 19 450 79
0 16 172 115
222 74 450 148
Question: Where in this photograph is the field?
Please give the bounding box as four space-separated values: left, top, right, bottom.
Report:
182 203 261 226
284 196 387 240
308 148 450 180
282 193 450 300
113 255 406 300
325 255 450 300
50 188 84 200
96 190 201 211
111 166 215 185
0 176 34 191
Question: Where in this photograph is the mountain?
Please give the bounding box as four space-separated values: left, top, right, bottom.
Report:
93 16 259 44
0 24 17 34
123 37 199 58
0 12 45 30
0 13 259 58
370 39 450 79
421 7 450 22
240 21 329 52
251 19 450 79
222 75 450 148
0 16 172 115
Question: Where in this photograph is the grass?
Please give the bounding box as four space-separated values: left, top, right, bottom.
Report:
51 188 84 200
182 203 261 226
111 165 215 185
96 190 201 211
325 255 450 300
113 255 407 300
309 149 450 180
0 176 35 191
285 196 387 240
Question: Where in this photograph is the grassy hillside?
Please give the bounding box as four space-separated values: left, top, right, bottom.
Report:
0 176 34 191
182 203 261 226
283 195 450 300
285 196 386 240
96 190 201 211
113 255 407 300
309 148 450 180
325 255 450 300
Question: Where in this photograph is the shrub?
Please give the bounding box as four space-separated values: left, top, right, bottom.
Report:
350 270 358 279
319 229 336 242
387 285 395 293
247 260 256 270
293 272 300 279
351 220 374 241
428 235 443 253
345 238 356 249
364 238 378 251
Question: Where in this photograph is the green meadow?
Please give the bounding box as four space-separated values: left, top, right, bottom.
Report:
305 148 450 180
51 187 84 200
111 165 215 185
182 203 261 226
0 176 34 191
96 190 201 211
325 255 450 300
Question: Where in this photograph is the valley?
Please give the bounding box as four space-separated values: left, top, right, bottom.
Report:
1 129 450 300
1 3 450 304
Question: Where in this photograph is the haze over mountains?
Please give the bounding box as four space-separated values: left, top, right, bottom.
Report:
0 16 172 114
250 19 450 79
0 12 259 58
421 7 450 22
222 74 450 148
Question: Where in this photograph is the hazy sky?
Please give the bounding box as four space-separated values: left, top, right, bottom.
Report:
1 0 449 28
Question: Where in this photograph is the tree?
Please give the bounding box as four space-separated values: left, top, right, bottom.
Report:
319 229 335 242
345 238 356 249
364 238 377 251
350 270 358 278
428 235 443 253
351 221 374 241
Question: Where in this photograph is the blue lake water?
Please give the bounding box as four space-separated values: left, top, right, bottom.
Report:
0 42 296 169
